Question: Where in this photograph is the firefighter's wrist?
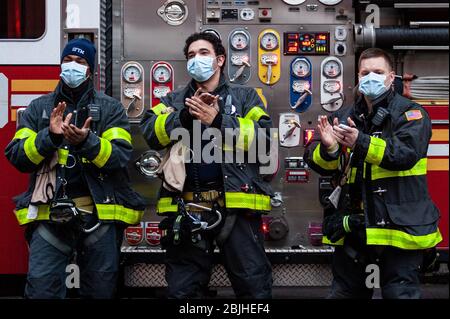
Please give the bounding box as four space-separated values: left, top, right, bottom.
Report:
326 142 339 154
49 130 63 147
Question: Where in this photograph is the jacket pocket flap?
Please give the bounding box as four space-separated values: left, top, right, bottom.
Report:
385 201 440 226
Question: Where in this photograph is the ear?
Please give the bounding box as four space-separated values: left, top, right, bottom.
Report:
217 55 225 68
387 71 395 87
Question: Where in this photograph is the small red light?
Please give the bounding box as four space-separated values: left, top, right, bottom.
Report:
262 9 268 16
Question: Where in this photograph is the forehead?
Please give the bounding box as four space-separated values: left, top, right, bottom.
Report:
188 39 214 53
63 55 88 64
360 56 390 71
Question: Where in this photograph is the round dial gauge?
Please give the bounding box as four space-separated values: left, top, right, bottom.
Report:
282 0 307 5
122 64 142 83
152 64 172 83
292 80 310 93
323 60 341 78
318 0 343 6
292 59 311 77
230 31 250 50
323 80 341 93
260 32 278 50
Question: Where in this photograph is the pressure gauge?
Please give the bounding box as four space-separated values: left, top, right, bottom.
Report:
323 60 341 78
318 0 343 5
123 87 141 99
292 80 310 93
122 64 142 83
230 31 250 50
323 80 341 93
282 0 307 5
292 59 311 78
152 64 172 83
260 32 278 50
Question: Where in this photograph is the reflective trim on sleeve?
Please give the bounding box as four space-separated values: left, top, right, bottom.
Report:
155 113 171 147
92 137 112 168
156 197 178 215
343 215 351 233
322 235 344 246
366 228 442 250
13 128 36 140
366 136 386 166
371 158 427 181
102 127 132 144
24 134 45 165
57 148 69 165
236 117 255 151
312 144 339 171
245 106 269 122
152 103 168 116
225 192 271 211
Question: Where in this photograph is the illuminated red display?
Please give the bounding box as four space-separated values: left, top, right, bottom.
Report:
284 32 330 55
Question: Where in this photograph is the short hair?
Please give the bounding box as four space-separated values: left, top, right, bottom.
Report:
183 32 226 72
358 48 394 71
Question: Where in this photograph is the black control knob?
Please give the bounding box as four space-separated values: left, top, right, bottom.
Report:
337 44 345 54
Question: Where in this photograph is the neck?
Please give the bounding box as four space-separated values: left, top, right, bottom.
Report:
364 96 373 114
196 70 221 92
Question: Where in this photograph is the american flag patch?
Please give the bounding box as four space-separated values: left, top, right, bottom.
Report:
405 110 423 121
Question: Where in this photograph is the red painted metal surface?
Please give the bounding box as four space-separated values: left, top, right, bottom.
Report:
0 66 60 274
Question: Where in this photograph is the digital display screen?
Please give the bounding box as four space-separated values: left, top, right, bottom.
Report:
284 32 330 55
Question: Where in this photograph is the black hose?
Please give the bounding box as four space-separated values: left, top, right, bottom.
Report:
375 27 448 47
355 0 449 7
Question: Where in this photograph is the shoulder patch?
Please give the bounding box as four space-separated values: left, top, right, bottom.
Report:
405 110 423 121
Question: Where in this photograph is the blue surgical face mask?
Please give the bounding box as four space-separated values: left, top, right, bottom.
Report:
60 61 88 88
187 55 218 83
358 72 389 100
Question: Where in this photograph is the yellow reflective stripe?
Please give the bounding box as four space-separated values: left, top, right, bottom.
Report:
24 134 44 165
13 128 36 140
152 103 168 116
343 215 351 233
156 197 178 214
348 167 357 184
225 192 271 211
102 127 132 144
236 117 255 151
366 136 386 166
15 206 50 225
322 235 344 246
58 148 69 165
312 144 339 171
245 106 269 122
372 158 428 181
366 228 442 250
96 204 143 225
92 137 112 168
15 204 143 225
155 113 171 147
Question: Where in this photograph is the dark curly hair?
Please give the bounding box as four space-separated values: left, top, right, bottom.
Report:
183 32 226 73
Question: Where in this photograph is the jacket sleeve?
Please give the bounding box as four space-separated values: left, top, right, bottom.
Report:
75 100 132 171
5 101 59 173
304 140 340 176
139 94 185 151
304 112 341 176
353 105 431 171
221 88 273 152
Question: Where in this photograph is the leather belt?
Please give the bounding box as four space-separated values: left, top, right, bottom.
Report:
73 196 94 214
183 190 223 203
